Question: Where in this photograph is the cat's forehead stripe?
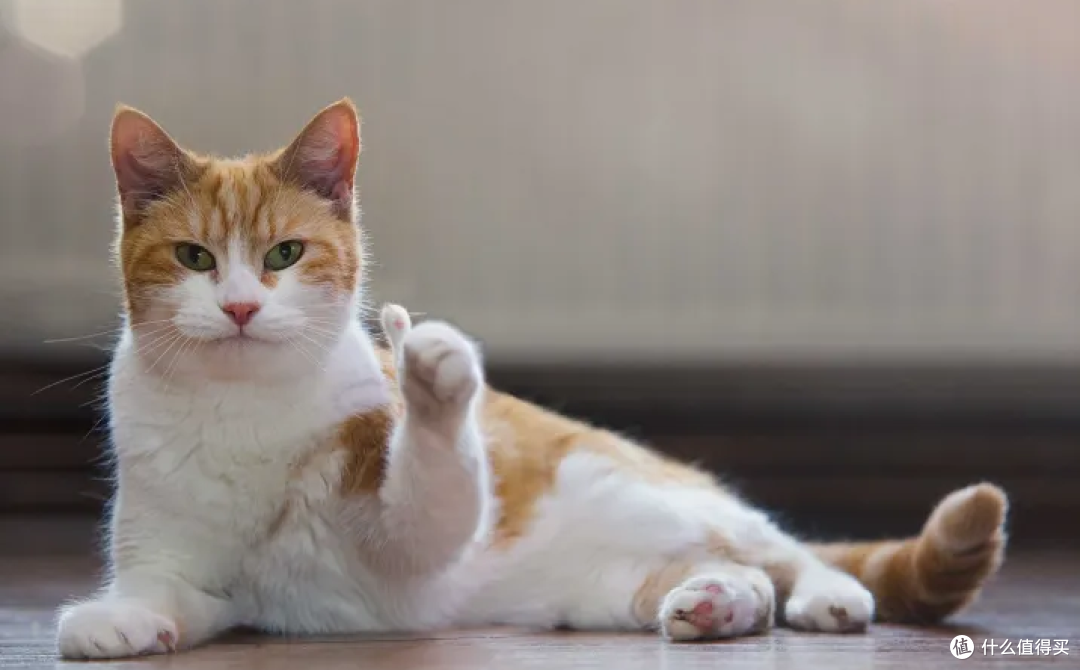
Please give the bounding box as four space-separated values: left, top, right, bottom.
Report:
188 163 275 244
120 156 361 319
205 197 224 241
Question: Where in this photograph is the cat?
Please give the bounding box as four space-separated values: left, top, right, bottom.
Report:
55 98 1007 658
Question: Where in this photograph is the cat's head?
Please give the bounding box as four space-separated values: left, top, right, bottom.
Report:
110 99 364 383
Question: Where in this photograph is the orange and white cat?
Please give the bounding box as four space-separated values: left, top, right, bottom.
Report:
56 99 1007 658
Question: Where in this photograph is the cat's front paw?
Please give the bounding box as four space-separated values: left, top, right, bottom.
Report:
400 321 482 425
57 599 178 659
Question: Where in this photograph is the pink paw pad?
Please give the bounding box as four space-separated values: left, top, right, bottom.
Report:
679 598 735 632
662 575 763 641
675 601 716 631
157 630 177 652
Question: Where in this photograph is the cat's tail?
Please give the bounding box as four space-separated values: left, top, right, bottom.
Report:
809 483 1008 624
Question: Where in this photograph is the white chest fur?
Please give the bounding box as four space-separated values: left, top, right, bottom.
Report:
105 324 403 630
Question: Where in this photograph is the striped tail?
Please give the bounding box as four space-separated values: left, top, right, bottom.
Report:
811 483 1008 624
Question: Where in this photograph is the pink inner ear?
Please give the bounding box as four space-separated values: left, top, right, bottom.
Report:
117 150 162 187
115 146 183 211
284 102 359 205
110 109 188 214
306 144 348 185
330 179 351 203
293 140 354 211
273 101 361 218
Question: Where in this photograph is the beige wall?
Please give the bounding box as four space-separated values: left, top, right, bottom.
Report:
1 0 1078 363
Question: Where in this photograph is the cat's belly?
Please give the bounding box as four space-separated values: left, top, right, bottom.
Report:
457 450 761 627
231 510 386 633
233 512 478 634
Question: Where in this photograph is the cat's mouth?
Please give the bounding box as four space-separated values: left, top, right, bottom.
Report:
210 330 268 345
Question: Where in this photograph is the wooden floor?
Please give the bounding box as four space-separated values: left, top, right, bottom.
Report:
1 518 1078 669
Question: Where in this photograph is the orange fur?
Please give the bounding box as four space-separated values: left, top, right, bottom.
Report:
335 350 402 495
811 483 1007 624
483 391 716 547
632 561 699 624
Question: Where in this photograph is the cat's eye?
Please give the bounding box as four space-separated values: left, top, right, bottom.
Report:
264 240 304 271
175 243 216 272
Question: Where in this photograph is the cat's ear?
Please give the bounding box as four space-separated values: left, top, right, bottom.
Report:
273 98 361 221
110 105 196 226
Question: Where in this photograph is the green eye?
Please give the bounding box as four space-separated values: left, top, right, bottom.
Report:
175 243 216 272
264 240 304 271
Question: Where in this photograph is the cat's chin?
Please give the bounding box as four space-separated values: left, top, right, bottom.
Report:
202 334 296 359
172 334 320 384
208 332 271 346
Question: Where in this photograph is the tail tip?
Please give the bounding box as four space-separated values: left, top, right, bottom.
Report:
929 482 1008 553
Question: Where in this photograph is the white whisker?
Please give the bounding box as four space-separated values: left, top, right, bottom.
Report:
131 330 177 359
33 366 111 395
143 332 186 377
285 335 325 372
161 335 198 395
297 323 341 338
43 318 176 344
293 329 333 358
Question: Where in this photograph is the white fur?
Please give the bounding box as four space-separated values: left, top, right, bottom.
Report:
56 274 869 658
379 302 411 354
659 570 771 641
784 568 874 633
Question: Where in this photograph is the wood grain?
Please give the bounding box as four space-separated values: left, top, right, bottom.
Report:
1 517 1078 670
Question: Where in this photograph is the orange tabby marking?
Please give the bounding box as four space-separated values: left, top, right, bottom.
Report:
114 102 362 322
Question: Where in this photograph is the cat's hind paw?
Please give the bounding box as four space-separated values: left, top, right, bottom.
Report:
784 570 874 633
660 574 771 642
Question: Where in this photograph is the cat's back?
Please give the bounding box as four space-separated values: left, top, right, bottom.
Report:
480 389 719 546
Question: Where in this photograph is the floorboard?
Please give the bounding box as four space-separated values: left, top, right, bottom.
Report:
1 517 1077 669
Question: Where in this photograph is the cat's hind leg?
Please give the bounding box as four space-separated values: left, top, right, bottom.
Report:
529 559 775 641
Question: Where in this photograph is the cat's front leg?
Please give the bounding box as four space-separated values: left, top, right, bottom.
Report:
373 320 492 575
56 568 233 659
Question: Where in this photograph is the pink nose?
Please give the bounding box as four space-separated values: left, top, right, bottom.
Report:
222 302 260 326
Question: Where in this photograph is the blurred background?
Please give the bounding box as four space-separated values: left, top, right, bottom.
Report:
0 0 1078 546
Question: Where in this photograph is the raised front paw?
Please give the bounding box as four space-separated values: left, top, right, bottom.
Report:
400 321 482 424
784 570 874 633
57 599 179 659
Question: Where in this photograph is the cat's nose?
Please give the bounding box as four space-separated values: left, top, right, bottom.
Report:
222 302 261 327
